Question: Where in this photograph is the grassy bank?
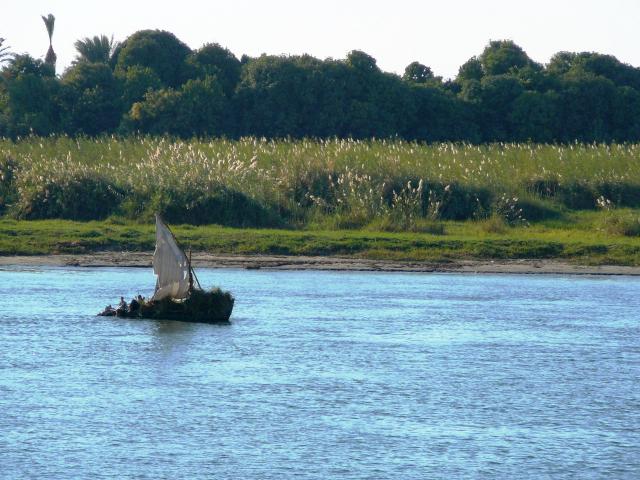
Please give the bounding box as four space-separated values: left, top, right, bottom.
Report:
2 213 640 266
2 138 640 265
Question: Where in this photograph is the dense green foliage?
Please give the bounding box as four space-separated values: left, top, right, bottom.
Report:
1 32 640 141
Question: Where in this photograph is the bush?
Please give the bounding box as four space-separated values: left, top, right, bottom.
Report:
479 214 508 234
524 177 594 209
290 168 338 209
0 157 18 215
524 177 640 210
382 178 492 220
15 175 124 220
515 197 561 222
595 182 640 208
492 194 529 226
524 177 560 197
556 181 597 210
122 187 284 227
435 182 492 220
600 211 640 237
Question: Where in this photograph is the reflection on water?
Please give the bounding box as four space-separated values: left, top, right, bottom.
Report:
1 266 639 479
149 319 197 359
153 318 196 336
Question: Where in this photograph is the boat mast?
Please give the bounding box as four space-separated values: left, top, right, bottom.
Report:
187 247 202 292
191 263 202 291
188 248 194 293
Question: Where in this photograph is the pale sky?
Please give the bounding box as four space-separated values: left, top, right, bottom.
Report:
3 0 639 79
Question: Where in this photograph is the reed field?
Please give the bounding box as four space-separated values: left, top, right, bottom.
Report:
1 137 640 263
2 137 640 225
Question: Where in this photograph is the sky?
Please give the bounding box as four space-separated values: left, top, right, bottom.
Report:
3 0 640 79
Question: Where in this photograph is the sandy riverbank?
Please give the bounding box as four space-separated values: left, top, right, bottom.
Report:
1 252 639 275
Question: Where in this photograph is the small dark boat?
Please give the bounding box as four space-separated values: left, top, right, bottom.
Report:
98 215 234 323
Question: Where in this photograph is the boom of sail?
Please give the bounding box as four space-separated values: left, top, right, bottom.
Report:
151 215 198 301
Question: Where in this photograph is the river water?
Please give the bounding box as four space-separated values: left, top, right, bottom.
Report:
0 266 639 479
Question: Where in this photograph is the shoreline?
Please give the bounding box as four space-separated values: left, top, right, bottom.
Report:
1 252 640 276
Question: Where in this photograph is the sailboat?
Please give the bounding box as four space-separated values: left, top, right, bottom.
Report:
98 215 234 323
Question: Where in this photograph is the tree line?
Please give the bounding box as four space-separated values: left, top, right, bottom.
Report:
1 28 640 142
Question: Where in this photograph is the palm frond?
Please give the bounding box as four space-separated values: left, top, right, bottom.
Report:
0 37 13 64
41 14 55 44
74 35 119 64
41 14 56 69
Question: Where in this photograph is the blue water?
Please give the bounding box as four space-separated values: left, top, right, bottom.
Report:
0 266 639 479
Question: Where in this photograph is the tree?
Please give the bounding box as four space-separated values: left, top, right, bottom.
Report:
128 89 180 135
41 14 57 71
128 75 227 137
403 62 434 84
611 86 640 141
2 54 60 137
177 76 228 135
547 52 577 76
115 30 191 88
476 75 525 140
74 35 119 64
570 53 640 91
0 38 12 65
509 91 559 142
457 57 484 82
346 50 379 73
60 62 122 134
513 64 556 92
235 52 412 139
479 40 538 76
406 85 478 141
343 52 413 138
186 43 241 97
235 55 321 137
555 74 618 142
117 65 162 109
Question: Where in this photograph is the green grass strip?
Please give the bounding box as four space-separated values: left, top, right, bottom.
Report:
2 218 640 266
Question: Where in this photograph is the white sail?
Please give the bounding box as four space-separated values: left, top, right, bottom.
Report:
151 215 191 301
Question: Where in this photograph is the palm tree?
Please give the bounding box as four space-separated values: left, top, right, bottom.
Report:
74 35 119 64
0 37 12 65
41 13 56 70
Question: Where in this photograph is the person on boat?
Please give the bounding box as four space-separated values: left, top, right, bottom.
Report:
129 297 140 313
100 304 116 316
116 296 128 316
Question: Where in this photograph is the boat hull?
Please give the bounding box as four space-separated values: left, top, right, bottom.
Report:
99 288 234 324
